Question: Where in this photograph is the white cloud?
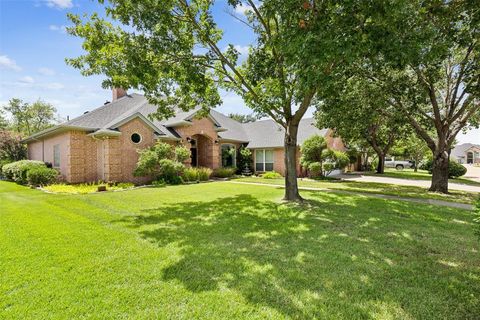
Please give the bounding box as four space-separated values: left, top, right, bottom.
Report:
19 76 35 84
45 0 73 9
42 82 65 90
49 25 68 33
38 67 55 76
0 55 21 71
234 3 253 15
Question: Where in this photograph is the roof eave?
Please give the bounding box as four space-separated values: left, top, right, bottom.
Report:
22 125 96 143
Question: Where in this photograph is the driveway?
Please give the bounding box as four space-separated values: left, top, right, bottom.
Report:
463 164 480 183
334 173 480 193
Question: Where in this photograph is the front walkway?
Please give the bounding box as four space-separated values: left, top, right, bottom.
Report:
229 181 473 210
333 173 480 193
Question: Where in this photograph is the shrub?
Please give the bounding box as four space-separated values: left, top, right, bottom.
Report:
197 167 212 181
175 145 191 163
2 160 46 184
449 161 467 178
151 179 167 188
183 167 199 182
307 162 322 178
0 159 12 179
420 159 467 178
158 159 185 184
262 171 282 179
134 142 189 185
26 167 58 186
213 167 236 178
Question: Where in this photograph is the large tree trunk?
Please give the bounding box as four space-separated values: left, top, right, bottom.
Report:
376 152 385 174
284 122 302 201
429 150 449 193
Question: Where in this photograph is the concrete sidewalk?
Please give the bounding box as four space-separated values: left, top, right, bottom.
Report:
334 173 480 193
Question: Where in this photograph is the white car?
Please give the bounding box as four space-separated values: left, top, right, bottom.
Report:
384 157 415 170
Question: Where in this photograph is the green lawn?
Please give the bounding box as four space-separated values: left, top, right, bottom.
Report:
1 181 479 319
360 168 480 186
234 176 478 204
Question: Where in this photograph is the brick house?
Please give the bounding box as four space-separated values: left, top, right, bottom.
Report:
24 89 345 183
451 143 480 164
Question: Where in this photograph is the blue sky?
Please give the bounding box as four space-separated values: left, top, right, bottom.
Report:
0 0 478 144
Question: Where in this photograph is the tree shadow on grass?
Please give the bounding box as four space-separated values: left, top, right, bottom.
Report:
116 192 480 319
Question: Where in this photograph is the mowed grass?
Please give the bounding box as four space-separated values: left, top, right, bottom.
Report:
1 181 479 319
361 168 480 186
235 176 478 204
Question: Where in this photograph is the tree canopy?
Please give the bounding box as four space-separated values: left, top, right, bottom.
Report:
66 0 368 201
2 99 58 136
329 0 480 192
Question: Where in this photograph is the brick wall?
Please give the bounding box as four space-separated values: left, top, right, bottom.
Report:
117 118 157 184
69 131 97 183
175 117 221 169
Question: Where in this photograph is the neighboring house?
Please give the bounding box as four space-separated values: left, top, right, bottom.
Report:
452 143 480 164
23 89 345 183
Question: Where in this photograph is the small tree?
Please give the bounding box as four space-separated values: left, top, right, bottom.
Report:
300 135 328 174
393 134 429 172
2 99 58 136
0 130 27 162
300 135 348 178
134 142 189 184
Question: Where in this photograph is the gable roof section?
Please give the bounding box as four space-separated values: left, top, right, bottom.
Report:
242 118 328 149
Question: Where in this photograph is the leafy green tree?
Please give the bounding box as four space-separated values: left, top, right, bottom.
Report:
228 113 259 123
0 109 8 130
358 0 480 193
0 130 27 162
300 135 347 177
134 142 189 184
2 99 58 136
316 76 409 174
392 134 429 172
66 0 366 201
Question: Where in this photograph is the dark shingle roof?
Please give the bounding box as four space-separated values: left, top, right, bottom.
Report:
24 93 329 147
242 118 328 148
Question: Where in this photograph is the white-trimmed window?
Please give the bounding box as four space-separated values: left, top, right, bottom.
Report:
255 149 274 172
53 144 60 168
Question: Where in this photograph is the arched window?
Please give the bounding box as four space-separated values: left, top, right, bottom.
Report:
221 144 236 167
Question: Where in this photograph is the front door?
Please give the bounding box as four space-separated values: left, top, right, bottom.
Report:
190 139 198 167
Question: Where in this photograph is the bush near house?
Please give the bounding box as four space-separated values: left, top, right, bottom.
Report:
183 167 212 182
134 142 189 184
300 135 349 178
197 167 213 181
2 160 48 184
262 171 282 179
421 159 467 178
26 167 59 186
212 167 236 178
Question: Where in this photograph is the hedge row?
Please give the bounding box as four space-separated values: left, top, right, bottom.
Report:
1 160 58 186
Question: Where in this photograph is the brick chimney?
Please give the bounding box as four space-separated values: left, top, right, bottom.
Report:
112 87 127 101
